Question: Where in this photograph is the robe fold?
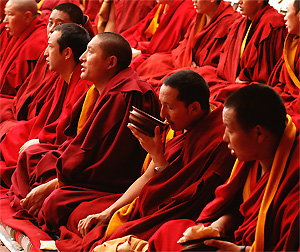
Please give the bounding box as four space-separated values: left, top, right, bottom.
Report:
198 4 287 101
8 68 161 234
0 16 47 97
0 17 95 138
268 34 300 117
0 64 91 187
53 105 235 252
148 119 299 252
114 0 157 34
121 0 195 54
134 1 240 92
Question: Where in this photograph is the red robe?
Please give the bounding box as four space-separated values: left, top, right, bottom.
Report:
0 64 91 187
198 4 287 101
268 34 300 117
148 127 299 252
0 16 48 97
122 0 195 54
8 68 161 233
134 1 240 92
0 18 95 138
53 106 236 252
114 0 157 34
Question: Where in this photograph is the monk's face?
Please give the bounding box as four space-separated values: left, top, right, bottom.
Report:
159 85 197 131
47 9 72 37
44 30 65 73
4 0 29 36
284 0 300 36
238 0 263 20
80 35 110 85
222 107 258 161
192 0 214 14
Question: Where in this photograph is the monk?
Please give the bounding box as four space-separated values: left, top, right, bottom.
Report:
121 0 196 61
148 84 299 252
0 3 95 138
133 0 240 92
8 32 160 235
268 0 299 117
0 0 47 97
53 70 235 252
197 0 287 101
0 23 91 188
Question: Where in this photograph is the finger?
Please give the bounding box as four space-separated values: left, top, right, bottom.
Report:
204 239 229 249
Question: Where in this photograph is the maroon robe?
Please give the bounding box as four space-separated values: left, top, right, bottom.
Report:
0 16 47 97
0 64 91 187
197 4 287 101
53 105 236 252
134 1 240 93
8 67 161 233
148 132 299 252
122 0 195 54
114 0 157 34
0 17 95 138
268 37 300 117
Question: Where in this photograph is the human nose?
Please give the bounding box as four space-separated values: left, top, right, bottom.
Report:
223 129 229 143
79 50 87 62
44 46 49 57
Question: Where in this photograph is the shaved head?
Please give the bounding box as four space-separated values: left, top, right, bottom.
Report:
7 0 37 17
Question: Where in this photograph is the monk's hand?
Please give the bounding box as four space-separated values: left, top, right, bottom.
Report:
78 211 111 237
235 77 249 84
191 61 198 68
20 178 57 217
128 124 164 160
132 48 141 59
203 240 241 252
19 139 40 154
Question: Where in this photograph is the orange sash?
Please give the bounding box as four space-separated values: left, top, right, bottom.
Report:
283 34 300 89
77 85 99 134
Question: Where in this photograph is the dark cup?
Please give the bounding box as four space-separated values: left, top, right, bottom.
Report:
129 106 165 137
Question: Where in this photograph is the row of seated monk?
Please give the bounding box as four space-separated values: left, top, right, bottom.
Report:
0 0 299 251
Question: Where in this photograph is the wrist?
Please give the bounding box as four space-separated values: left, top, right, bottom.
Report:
240 246 246 252
154 162 169 174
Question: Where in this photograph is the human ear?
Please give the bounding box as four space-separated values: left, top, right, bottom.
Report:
107 55 117 69
64 47 73 60
189 101 201 115
255 125 265 143
24 11 32 23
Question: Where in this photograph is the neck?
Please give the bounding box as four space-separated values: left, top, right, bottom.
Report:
94 69 118 93
205 3 219 24
258 136 281 176
60 61 77 83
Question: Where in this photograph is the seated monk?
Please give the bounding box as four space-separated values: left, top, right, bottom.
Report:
94 0 157 34
268 0 299 117
0 0 47 97
121 0 196 63
0 3 95 138
133 0 241 93
0 23 92 188
197 0 287 102
7 32 161 235
53 70 236 252
147 84 299 252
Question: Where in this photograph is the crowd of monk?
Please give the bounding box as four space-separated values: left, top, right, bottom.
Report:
0 0 299 251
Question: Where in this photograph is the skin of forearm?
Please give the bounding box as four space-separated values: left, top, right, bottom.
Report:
104 167 155 216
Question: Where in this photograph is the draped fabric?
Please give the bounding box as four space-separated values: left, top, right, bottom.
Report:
269 34 300 117
0 17 48 97
197 4 287 102
53 105 236 252
148 118 299 252
0 64 91 187
122 0 195 55
133 1 240 93
0 53 59 138
8 67 161 234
